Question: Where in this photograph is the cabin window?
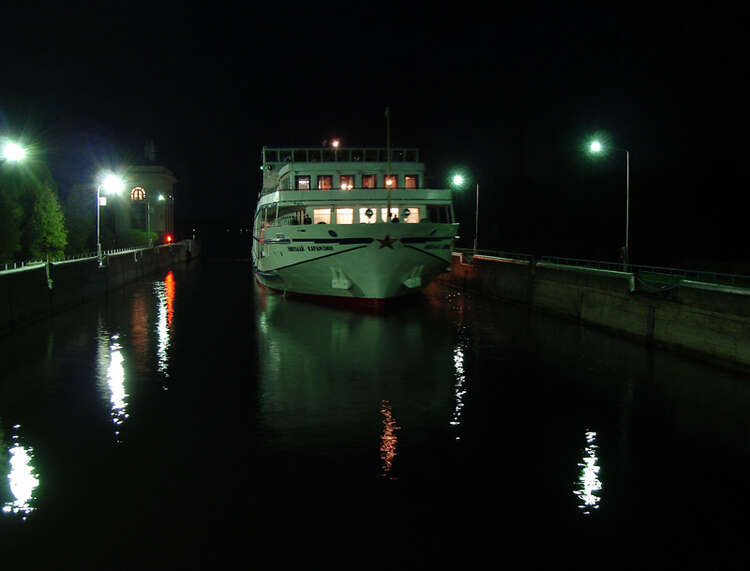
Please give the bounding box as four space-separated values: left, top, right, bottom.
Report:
362 174 377 188
385 175 398 188
130 186 146 201
295 175 311 190
380 207 399 222
339 175 355 190
336 208 354 224
313 208 331 224
359 207 377 224
404 175 418 189
317 175 333 190
402 207 420 223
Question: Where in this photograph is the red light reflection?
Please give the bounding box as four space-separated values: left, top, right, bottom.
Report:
164 271 175 327
380 400 401 478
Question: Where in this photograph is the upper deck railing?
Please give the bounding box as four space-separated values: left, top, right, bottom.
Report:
262 147 420 164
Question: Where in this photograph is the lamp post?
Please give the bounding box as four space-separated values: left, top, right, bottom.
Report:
451 173 480 252
97 173 125 266
589 140 630 270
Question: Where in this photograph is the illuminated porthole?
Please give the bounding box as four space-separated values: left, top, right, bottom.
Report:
130 186 146 201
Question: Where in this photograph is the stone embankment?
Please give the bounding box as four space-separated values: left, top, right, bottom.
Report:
0 240 200 335
439 252 750 371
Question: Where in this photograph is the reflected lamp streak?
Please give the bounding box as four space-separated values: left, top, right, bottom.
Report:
2 429 40 517
450 346 467 437
380 400 401 477
154 281 170 377
573 430 603 515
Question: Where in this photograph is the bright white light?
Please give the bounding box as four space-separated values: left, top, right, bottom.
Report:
158 194 165 201
3 436 39 517
331 139 340 148
452 174 464 187
107 342 128 424
2 142 26 162
573 430 603 514
154 280 170 377
450 344 467 438
590 141 602 153
100 173 125 194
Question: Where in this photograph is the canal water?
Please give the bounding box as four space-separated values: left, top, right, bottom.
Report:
2 259 750 569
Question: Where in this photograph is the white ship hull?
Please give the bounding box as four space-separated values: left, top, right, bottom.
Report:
253 222 458 301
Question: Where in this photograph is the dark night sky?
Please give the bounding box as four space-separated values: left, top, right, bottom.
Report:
1 3 747 267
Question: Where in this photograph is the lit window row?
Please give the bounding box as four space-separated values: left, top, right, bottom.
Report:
294 174 419 190
312 207 421 224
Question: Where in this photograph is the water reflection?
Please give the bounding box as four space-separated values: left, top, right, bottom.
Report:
450 342 467 439
380 400 401 478
154 271 175 378
2 424 40 519
97 326 129 439
573 430 603 515
254 284 456 461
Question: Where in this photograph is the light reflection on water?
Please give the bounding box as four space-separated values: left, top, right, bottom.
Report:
573 430 603 514
450 341 467 439
154 271 175 380
1 425 39 519
96 325 129 440
380 400 401 478
254 283 459 465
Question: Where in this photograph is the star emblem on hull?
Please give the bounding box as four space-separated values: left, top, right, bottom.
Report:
377 235 397 249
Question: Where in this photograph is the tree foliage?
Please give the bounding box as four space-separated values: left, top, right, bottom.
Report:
0 186 23 263
0 160 67 261
27 184 68 259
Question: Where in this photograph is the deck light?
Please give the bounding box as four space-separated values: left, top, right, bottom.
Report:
331 139 340 148
590 140 602 153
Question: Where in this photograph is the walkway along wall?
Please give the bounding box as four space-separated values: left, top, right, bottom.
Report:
440 253 750 371
0 240 200 336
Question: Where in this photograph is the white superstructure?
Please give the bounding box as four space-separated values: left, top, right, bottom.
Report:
252 145 459 301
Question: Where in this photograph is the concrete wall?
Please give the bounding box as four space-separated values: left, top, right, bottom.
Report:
439 253 750 371
0 240 200 336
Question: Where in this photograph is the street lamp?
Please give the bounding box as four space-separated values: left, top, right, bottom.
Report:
97 173 125 266
2 142 26 163
589 140 630 270
451 172 480 252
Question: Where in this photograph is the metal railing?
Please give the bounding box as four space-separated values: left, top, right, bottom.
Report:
539 256 750 288
1 244 157 273
451 248 750 289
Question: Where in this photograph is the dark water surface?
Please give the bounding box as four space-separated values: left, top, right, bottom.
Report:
2 260 750 569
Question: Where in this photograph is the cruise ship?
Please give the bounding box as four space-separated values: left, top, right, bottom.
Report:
251 144 459 302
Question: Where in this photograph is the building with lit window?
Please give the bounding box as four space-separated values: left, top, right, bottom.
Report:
124 164 177 242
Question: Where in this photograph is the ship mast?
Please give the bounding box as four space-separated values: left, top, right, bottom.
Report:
385 106 391 222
